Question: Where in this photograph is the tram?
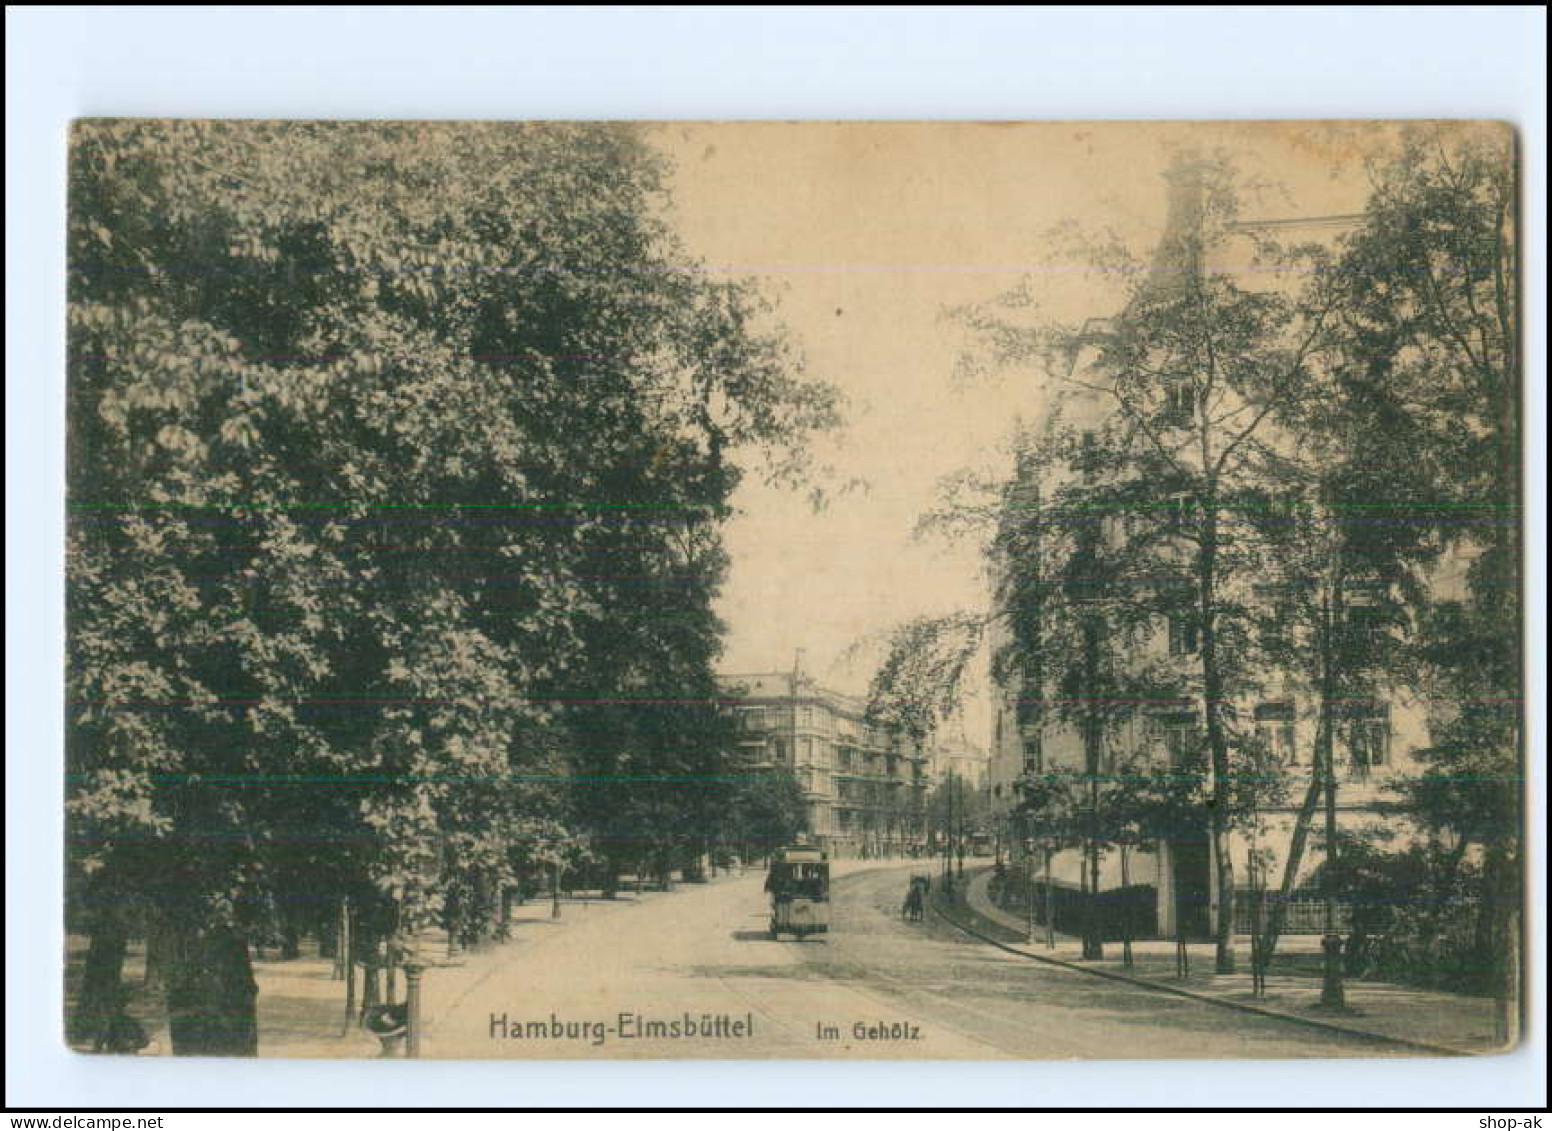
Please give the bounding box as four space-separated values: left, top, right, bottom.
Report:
764 845 830 939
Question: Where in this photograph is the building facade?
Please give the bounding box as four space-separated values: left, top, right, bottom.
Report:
928 729 989 789
718 667 932 857
983 158 1473 939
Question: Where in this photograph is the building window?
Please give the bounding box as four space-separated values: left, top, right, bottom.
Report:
1165 492 1198 535
1261 613 1291 654
1168 613 1199 656
1022 732 1043 773
1163 723 1196 767
744 707 765 731
1154 711 1199 767
1254 584 1294 653
1343 703 1391 777
800 706 813 728
1254 702 1298 764
1344 585 1390 647
1161 379 1199 427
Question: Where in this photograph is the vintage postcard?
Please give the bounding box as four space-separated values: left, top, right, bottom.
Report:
65 120 1523 1059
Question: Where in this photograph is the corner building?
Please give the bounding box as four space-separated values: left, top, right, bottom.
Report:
718 666 932 857
984 158 1481 940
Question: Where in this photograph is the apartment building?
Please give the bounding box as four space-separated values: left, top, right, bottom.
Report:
984 157 1470 939
928 728 989 790
718 666 931 857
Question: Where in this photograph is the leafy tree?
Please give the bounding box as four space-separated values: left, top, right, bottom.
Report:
947 153 1337 972
66 121 839 1052
1329 124 1520 1031
720 766 808 866
1219 123 1524 1022
1244 360 1444 992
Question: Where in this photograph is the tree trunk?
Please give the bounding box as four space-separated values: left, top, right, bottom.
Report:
1262 763 1324 961
1481 843 1517 1044
1318 586 1346 1008
72 921 129 1046
341 903 355 1030
143 920 168 991
361 959 383 1013
1082 615 1104 960
497 889 513 939
319 908 339 961
358 922 383 1012
164 924 259 1056
1264 593 1340 963
1198 505 1236 973
1120 844 1134 967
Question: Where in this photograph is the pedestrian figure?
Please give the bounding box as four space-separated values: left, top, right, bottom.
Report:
901 877 926 922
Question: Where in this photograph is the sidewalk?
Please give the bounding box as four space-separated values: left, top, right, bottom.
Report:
68 857 922 1059
260 873 741 1058
262 855 917 1057
64 869 767 1058
948 865 1506 1055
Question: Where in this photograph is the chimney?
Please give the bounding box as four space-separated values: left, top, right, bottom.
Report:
1145 151 1211 294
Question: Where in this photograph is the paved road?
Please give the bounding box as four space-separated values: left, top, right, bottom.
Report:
420 863 1403 1059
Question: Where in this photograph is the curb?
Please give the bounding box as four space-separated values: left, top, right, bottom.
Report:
930 896 1469 1058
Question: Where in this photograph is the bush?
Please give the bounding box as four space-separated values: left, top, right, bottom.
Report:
1315 835 1492 995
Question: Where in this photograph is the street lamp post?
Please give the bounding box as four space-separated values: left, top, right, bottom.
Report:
948 770 958 887
1045 845 1056 949
1317 595 1347 1011
403 958 424 1059
1082 613 1105 961
955 772 965 879
1025 835 1036 946
1320 704 1346 1009
1120 843 1134 969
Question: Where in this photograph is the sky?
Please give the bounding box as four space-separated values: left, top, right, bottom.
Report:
651 122 1404 723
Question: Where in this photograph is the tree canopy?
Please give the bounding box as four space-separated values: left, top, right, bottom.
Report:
66 120 840 1051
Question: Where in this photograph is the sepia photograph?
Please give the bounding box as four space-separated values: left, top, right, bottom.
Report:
59 117 1527 1064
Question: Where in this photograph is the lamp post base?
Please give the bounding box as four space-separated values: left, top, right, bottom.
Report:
1316 933 1349 1011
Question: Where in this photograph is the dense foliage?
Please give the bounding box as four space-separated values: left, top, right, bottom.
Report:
66 121 837 1052
867 126 1520 1002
